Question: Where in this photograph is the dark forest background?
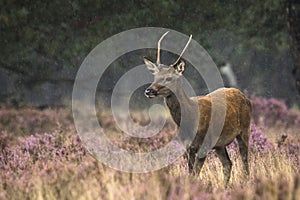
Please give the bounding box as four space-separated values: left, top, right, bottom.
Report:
1 0 300 108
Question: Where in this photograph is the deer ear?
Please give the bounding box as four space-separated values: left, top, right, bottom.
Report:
173 59 185 75
144 57 159 74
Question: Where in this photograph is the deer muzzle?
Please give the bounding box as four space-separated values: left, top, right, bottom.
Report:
144 88 158 98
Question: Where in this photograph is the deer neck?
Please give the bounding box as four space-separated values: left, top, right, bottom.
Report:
164 80 196 126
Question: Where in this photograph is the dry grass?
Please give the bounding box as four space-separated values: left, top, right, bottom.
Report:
2 152 298 200
0 106 299 200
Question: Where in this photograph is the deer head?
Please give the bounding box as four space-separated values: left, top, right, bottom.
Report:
144 32 192 98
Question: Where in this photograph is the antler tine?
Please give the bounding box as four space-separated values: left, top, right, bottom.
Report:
157 31 169 65
172 34 192 66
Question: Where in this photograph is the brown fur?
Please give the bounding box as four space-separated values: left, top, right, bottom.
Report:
145 58 251 185
163 84 251 184
144 32 251 185
188 88 251 184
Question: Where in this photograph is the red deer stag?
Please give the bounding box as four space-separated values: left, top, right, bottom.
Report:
144 32 252 185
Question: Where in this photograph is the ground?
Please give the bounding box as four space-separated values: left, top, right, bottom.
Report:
0 97 299 199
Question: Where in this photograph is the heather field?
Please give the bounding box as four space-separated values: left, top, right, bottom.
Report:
0 97 300 200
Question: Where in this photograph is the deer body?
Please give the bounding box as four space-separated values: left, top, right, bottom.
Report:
144 32 251 185
166 87 251 147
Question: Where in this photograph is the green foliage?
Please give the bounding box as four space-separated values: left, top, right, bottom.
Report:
0 0 290 87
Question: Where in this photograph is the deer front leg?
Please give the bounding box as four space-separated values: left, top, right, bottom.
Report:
215 147 232 185
185 147 197 173
192 156 206 175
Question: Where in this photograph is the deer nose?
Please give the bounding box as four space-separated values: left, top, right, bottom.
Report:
144 88 157 97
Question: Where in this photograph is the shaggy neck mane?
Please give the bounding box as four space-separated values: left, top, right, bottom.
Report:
164 79 196 126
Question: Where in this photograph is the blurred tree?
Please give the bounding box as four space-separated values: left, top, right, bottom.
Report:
0 0 297 105
0 0 289 74
285 0 300 94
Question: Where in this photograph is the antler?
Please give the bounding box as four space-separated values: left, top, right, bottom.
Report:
157 31 169 65
172 34 192 66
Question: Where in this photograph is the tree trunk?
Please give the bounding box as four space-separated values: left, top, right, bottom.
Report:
286 0 300 94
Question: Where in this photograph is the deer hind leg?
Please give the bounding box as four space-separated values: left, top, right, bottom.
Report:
236 129 250 175
215 147 232 185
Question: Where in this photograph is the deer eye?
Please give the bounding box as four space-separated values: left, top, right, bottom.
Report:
157 78 164 83
166 77 172 82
